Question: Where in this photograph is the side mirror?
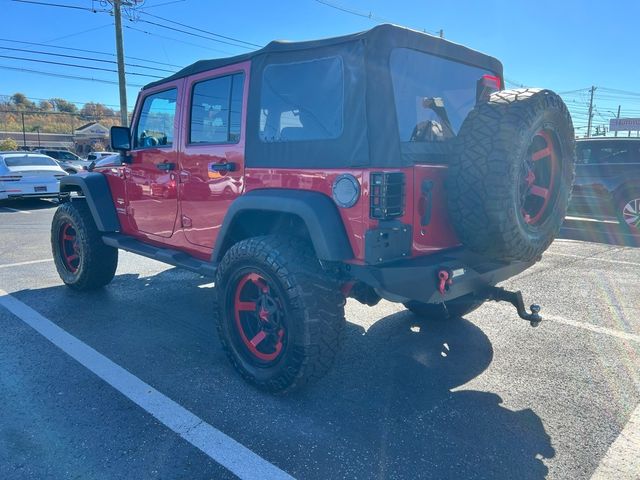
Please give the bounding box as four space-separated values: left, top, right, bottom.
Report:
110 126 131 151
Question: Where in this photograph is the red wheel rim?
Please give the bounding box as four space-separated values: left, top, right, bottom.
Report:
520 130 559 226
59 222 80 273
232 272 286 364
622 197 640 234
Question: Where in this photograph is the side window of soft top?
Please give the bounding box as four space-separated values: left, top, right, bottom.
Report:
189 72 245 144
259 56 344 143
134 88 178 149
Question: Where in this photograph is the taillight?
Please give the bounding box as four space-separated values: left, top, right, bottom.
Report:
476 74 502 103
0 175 22 182
482 74 501 90
370 172 405 220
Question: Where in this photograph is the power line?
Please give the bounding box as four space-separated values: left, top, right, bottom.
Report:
124 25 236 56
10 0 108 12
0 46 176 74
138 0 185 9
137 18 255 50
0 37 183 68
43 23 112 43
313 0 441 36
139 11 263 48
0 53 163 78
0 64 145 87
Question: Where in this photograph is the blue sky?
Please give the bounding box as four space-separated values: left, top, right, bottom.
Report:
2 0 639 134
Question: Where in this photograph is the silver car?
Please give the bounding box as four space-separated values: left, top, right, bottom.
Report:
0 152 68 201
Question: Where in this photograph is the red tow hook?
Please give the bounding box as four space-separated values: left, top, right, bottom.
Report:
437 269 453 295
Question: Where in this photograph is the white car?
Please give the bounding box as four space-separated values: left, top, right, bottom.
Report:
0 152 68 201
86 151 115 162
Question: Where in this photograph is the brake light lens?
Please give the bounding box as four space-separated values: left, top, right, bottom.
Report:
482 74 501 90
0 175 22 182
476 74 502 103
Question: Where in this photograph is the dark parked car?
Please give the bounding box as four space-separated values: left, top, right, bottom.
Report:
35 149 91 174
570 138 640 234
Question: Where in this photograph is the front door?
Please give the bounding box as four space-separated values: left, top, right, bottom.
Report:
126 83 182 238
179 67 247 248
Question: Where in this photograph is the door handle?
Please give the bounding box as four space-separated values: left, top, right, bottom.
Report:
208 162 236 173
157 162 176 171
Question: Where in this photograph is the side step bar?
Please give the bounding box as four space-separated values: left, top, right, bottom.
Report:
102 233 217 278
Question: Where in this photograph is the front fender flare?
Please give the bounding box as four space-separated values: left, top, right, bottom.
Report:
212 189 354 262
59 173 120 232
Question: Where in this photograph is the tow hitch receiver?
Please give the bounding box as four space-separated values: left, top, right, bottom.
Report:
484 286 542 327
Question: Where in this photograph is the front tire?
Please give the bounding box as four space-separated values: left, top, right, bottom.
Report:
215 236 345 393
51 200 118 290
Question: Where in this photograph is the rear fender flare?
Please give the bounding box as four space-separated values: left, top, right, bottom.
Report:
212 189 353 262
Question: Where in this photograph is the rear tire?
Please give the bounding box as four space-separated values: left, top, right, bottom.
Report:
51 200 118 290
404 294 483 320
449 88 576 262
215 235 345 393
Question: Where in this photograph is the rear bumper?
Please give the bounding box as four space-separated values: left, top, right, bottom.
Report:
1 181 60 199
349 248 535 304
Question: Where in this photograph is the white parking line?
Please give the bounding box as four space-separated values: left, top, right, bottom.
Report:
544 313 640 344
545 251 640 267
565 215 619 224
0 206 31 214
0 290 294 480
591 404 640 479
0 259 52 269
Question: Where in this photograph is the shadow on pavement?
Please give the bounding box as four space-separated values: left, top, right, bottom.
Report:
0 198 58 211
8 268 555 479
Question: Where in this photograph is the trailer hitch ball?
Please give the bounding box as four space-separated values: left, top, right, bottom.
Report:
529 304 542 328
484 286 543 327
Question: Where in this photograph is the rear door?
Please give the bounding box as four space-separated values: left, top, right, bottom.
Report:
125 82 182 238
178 63 248 248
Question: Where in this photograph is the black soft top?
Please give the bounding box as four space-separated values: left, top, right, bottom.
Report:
143 24 502 90
143 24 503 168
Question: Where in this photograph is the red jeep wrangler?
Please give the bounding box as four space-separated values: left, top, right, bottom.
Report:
51 25 575 393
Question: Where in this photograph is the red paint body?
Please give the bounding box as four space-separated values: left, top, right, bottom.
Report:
97 60 460 263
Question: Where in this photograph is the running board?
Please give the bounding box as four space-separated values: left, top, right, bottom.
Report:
102 233 217 278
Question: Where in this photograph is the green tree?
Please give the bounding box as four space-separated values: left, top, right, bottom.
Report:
80 102 115 119
50 98 78 114
11 93 36 110
38 100 53 111
0 138 18 151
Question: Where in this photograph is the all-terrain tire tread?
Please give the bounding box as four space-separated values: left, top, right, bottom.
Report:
215 235 345 393
51 199 118 290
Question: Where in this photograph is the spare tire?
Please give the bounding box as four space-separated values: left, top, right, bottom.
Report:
448 88 575 262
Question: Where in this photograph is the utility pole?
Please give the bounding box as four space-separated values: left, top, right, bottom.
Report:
614 105 621 138
21 112 26 149
586 85 596 138
113 0 128 126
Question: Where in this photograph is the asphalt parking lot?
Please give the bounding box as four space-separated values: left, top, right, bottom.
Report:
1 199 639 480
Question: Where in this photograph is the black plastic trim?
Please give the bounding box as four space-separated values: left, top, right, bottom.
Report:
350 247 534 304
212 189 354 262
59 173 120 232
